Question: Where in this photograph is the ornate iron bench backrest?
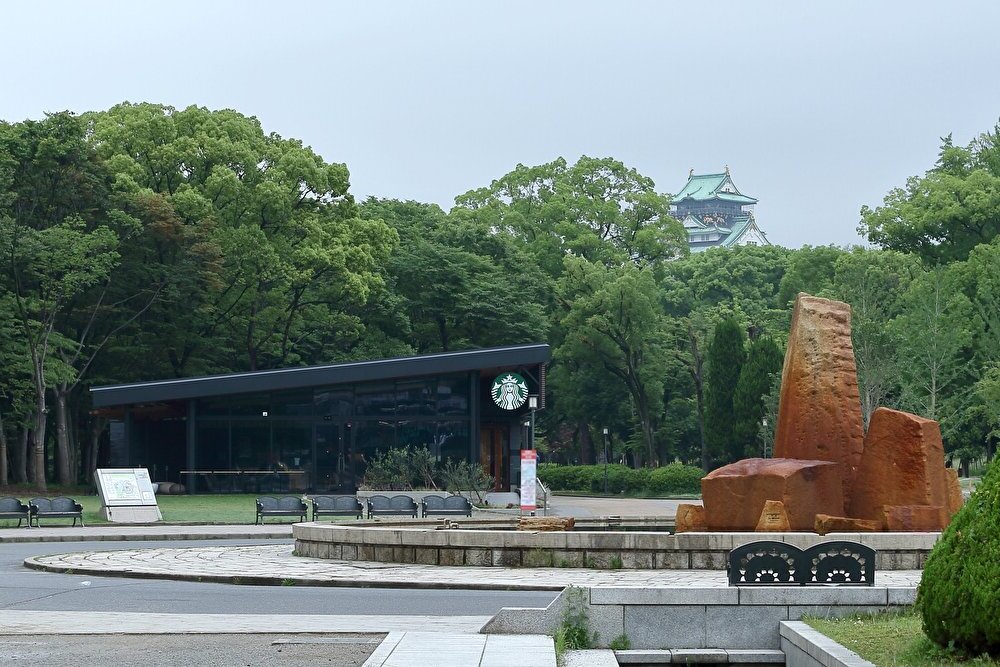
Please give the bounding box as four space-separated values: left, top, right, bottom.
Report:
422 495 447 510
0 497 27 513
443 496 471 511
29 498 54 513
276 496 305 512
257 497 279 511
368 495 391 510
389 495 417 511
331 495 361 511
50 497 81 513
728 540 876 586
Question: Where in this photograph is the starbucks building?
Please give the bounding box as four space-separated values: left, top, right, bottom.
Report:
90 344 549 494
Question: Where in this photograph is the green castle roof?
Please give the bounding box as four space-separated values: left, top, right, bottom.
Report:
673 171 758 205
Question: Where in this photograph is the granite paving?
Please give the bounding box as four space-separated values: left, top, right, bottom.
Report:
25 543 923 590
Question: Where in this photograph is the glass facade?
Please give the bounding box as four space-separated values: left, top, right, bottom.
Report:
187 373 476 493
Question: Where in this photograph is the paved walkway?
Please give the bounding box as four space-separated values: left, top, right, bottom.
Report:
0 524 292 543
363 632 555 667
547 495 699 518
25 543 923 590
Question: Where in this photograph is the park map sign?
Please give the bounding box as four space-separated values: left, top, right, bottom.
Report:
94 468 162 523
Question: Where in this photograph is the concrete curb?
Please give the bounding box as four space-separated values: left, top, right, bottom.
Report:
780 620 875 666
22 555 565 591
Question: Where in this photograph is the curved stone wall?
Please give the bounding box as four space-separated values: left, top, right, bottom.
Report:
292 519 938 570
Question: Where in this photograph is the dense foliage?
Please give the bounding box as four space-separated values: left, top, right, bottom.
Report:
360 446 493 493
1 104 999 488
537 463 703 496
918 458 1000 655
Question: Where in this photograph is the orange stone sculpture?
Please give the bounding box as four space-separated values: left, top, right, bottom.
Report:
884 505 946 531
755 500 791 532
848 407 950 529
773 294 865 493
701 458 844 531
814 514 883 536
944 468 964 518
674 503 707 533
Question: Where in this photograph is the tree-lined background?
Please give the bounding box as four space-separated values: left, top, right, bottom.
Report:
2 103 998 490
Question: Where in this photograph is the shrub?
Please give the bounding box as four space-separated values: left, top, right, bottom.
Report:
917 457 1000 656
536 463 703 496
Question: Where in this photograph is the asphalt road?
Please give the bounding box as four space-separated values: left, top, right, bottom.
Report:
0 539 558 616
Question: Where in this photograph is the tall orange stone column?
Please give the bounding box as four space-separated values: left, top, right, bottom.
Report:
773 294 865 497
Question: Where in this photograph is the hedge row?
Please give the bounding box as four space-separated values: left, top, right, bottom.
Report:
537 463 703 496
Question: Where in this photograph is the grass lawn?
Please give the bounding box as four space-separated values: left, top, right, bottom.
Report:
806 612 1000 666
0 489 310 526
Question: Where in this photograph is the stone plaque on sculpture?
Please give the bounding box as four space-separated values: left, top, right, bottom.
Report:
755 500 790 532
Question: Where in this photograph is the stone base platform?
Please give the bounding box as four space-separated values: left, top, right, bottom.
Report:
292 520 939 570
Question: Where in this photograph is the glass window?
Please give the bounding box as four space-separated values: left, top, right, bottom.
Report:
437 374 470 416
355 382 396 417
271 389 313 417
273 423 312 492
230 393 270 417
437 421 470 463
231 422 271 470
353 421 395 483
197 397 230 417
196 424 229 469
315 387 353 417
396 379 436 416
397 420 437 456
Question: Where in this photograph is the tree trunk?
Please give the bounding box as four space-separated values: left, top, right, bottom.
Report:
688 325 709 472
87 417 105 482
0 413 8 487
55 387 72 486
32 396 47 492
14 427 28 484
578 421 594 464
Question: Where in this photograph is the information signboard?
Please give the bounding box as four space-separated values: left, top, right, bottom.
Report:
520 449 537 512
95 468 162 522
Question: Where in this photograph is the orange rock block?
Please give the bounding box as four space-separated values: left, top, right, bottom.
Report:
755 500 791 532
814 514 883 536
773 295 865 487
944 468 964 518
849 407 950 530
884 505 945 531
701 458 844 531
675 504 707 533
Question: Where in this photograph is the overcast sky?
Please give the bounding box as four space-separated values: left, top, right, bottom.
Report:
3 1 1000 247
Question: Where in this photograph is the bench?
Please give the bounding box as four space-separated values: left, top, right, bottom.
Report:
310 495 363 520
367 494 418 518
728 540 876 586
255 496 307 524
0 497 31 528
29 497 84 527
422 495 473 517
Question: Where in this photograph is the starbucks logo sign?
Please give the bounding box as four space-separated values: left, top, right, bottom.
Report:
491 372 529 410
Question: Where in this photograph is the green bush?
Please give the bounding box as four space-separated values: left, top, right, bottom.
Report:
917 457 1000 656
536 463 703 496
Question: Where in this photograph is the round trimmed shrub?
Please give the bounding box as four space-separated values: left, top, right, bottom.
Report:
918 458 1000 656
646 463 703 496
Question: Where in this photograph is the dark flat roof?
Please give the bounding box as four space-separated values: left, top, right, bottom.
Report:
91 343 550 408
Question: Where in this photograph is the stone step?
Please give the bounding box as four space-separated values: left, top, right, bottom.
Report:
614 648 785 664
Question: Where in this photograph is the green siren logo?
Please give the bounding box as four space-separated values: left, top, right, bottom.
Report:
491 372 528 410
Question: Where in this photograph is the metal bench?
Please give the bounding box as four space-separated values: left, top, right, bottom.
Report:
29 497 84 527
422 495 473 517
367 494 418 518
255 496 307 524
728 540 876 586
310 495 363 520
0 497 31 528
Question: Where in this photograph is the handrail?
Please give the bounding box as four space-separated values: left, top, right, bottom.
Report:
535 479 549 516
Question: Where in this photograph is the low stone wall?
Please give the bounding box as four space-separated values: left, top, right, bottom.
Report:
780 621 874 666
482 587 913 650
292 520 939 570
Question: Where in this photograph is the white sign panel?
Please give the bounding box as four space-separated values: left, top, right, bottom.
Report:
520 450 537 512
95 468 162 523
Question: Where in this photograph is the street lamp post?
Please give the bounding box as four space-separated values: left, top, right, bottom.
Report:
603 427 610 494
761 418 769 458
528 395 538 450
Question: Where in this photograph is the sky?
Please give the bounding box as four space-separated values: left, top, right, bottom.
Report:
3 1 1000 248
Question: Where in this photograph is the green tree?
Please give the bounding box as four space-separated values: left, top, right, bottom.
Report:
556 258 669 466
704 317 747 467
777 245 843 307
860 124 1000 263
733 336 783 459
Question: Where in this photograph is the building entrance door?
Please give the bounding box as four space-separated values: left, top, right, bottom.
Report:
314 423 355 492
479 424 508 491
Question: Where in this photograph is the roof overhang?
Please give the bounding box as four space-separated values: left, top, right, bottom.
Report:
91 344 551 408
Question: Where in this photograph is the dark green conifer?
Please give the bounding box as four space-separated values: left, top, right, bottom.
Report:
704 317 747 468
733 336 784 459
